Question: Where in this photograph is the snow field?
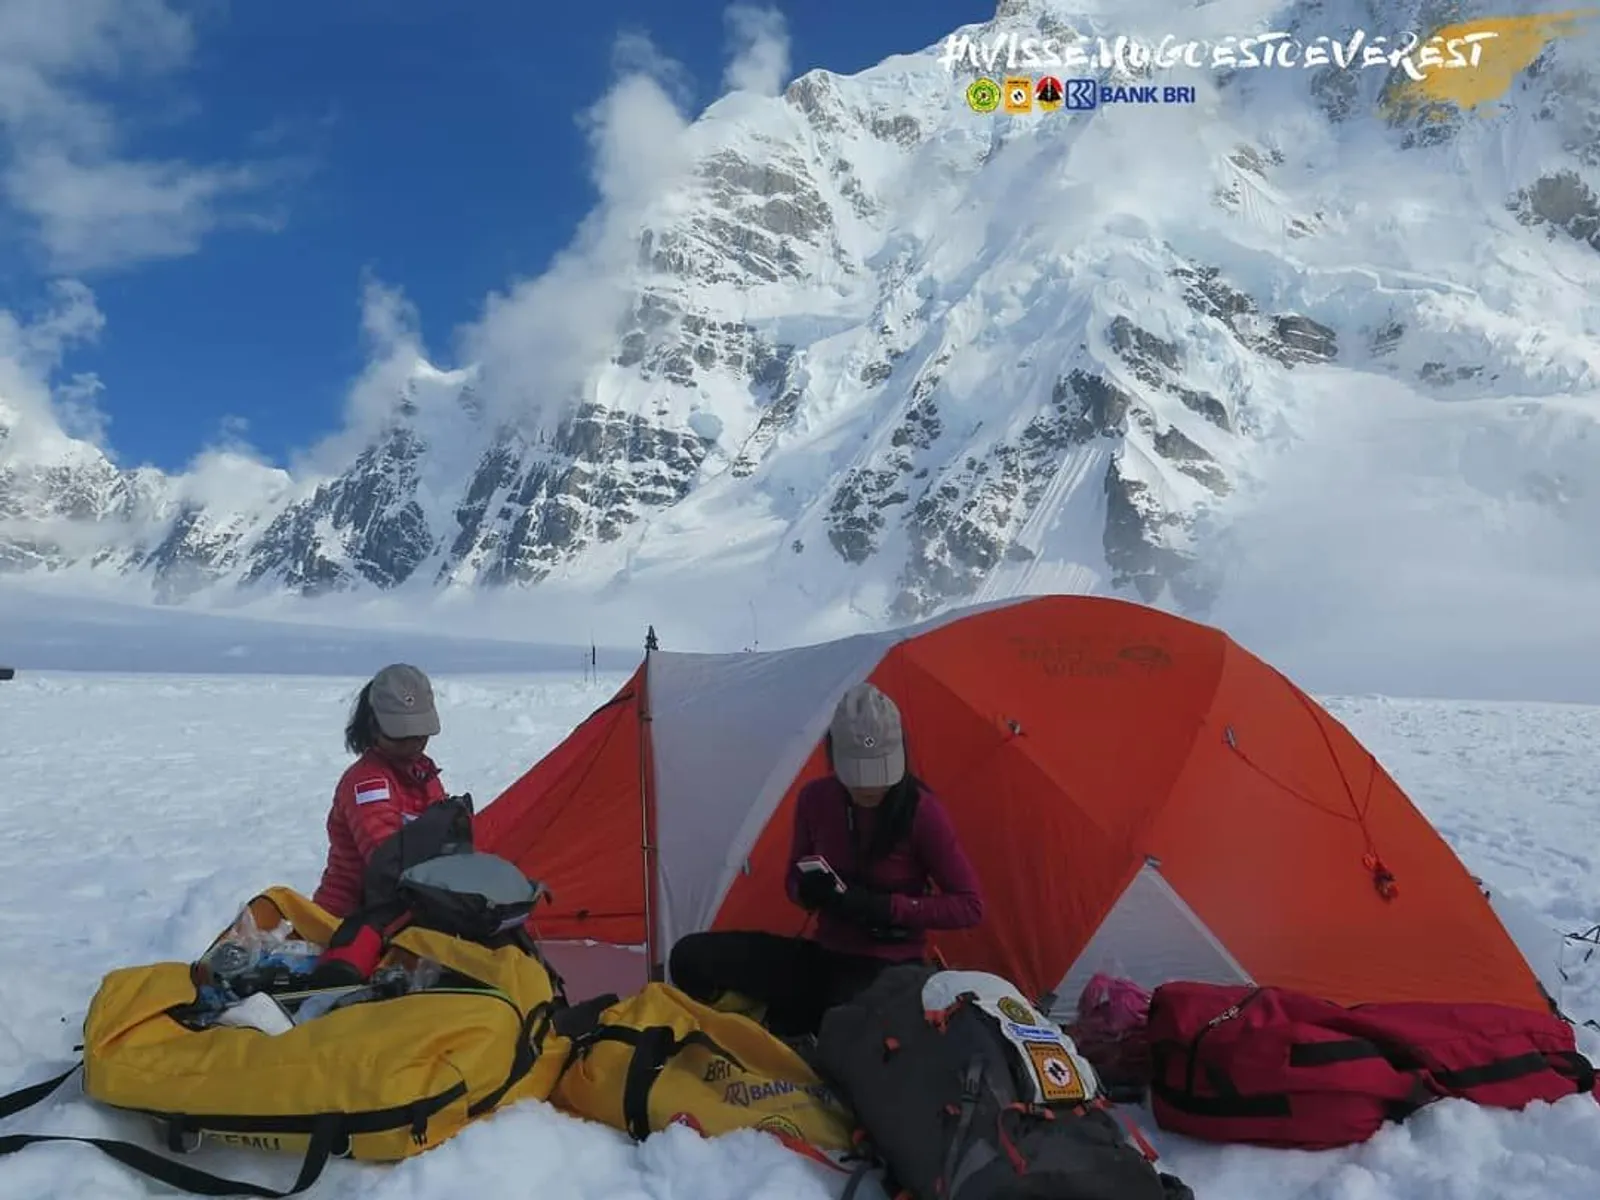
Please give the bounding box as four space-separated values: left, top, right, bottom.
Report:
0 670 1597 1198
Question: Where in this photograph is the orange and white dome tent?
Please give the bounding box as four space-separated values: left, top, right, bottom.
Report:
477 594 1552 1019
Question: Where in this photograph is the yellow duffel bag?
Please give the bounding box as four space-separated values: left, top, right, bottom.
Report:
544 981 857 1163
0 886 564 1196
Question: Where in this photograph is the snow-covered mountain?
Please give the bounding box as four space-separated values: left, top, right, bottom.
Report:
2 0 1598 642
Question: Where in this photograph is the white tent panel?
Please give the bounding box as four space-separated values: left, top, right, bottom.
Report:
1480 884 1571 1011
1045 860 1252 1022
647 635 890 959
650 595 1034 963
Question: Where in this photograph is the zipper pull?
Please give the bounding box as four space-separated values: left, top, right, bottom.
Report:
1206 1003 1241 1028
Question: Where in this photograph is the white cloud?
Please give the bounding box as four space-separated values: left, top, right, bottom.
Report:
723 5 791 97
359 274 422 352
176 442 290 512
304 4 792 461
0 277 110 452
2 4 784 474
345 275 429 431
0 0 280 273
49 370 107 443
453 29 697 436
6 152 266 273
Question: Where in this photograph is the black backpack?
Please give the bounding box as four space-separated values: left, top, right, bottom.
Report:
360 792 477 909
816 963 1194 1200
336 795 562 990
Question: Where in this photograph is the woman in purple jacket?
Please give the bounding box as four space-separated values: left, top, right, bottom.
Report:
667 682 985 1039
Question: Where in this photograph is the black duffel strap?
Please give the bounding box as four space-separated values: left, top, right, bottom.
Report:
1288 1038 1387 1067
0 1064 77 1120
1430 1052 1548 1090
1161 1035 1596 1121
469 1000 559 1119
1383 1076 1438 1123
615 1027 743 1140
550 992 620 1041
552 1012 746 1141
0 1063 339 1197
621 1027 677 1141
1431 1048 1598 1093
1149 1077 1293 1118
1289 1036 1596 1095
0 1118 339 1197
1554 1050 1596 1093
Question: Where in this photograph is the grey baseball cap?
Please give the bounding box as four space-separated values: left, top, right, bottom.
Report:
829 682 906 788
368 663 440 739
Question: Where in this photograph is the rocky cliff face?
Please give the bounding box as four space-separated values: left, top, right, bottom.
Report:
2 0 1595 630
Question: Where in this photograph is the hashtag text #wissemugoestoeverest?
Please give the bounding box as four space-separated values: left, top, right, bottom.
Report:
938 31 1499 81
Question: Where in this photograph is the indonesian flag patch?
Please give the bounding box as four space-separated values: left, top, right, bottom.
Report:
353 778 391 805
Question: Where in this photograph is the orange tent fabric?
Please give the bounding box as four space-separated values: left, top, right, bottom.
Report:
478 595 1548 1015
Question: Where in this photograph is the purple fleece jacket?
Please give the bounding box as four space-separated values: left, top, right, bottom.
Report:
784 776 984 961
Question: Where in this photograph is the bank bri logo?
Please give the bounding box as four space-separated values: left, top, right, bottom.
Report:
1063 79 1197 108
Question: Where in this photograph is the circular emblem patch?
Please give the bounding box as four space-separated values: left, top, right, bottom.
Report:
997 996 1038 1025
966 78 1000 113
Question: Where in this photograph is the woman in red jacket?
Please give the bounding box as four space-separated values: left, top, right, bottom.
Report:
312 663 449 918
668 682 985 1038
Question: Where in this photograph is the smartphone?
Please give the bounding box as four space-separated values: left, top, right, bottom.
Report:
796 855 846 892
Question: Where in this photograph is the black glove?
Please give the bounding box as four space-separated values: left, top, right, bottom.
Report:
830 886 895 929
796 869 840 911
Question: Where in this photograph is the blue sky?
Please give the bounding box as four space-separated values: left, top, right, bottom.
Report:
0 0 981 473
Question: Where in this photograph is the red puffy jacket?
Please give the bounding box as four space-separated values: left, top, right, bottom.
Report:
311 750 446 917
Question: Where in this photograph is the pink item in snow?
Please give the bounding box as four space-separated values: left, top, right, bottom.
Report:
1068 974 1154 1099
1077 973 1151 1035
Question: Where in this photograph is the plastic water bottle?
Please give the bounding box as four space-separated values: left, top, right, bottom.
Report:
408 959 442 991
203 939 259 980
260 940 322 975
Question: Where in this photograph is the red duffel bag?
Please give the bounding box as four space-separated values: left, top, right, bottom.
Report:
1146 982 1595 1150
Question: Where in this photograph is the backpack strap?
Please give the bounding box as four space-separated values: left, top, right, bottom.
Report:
940 1057 994 1199
0 1064 339 1197
839 1160 877 1200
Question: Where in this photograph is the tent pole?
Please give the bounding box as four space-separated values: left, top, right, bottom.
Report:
640 634 662 982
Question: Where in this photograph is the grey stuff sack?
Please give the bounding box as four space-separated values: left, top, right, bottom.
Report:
396 851 545 944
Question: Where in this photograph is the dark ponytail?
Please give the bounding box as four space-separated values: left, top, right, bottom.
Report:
345 683 380 755
825 731 923 865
